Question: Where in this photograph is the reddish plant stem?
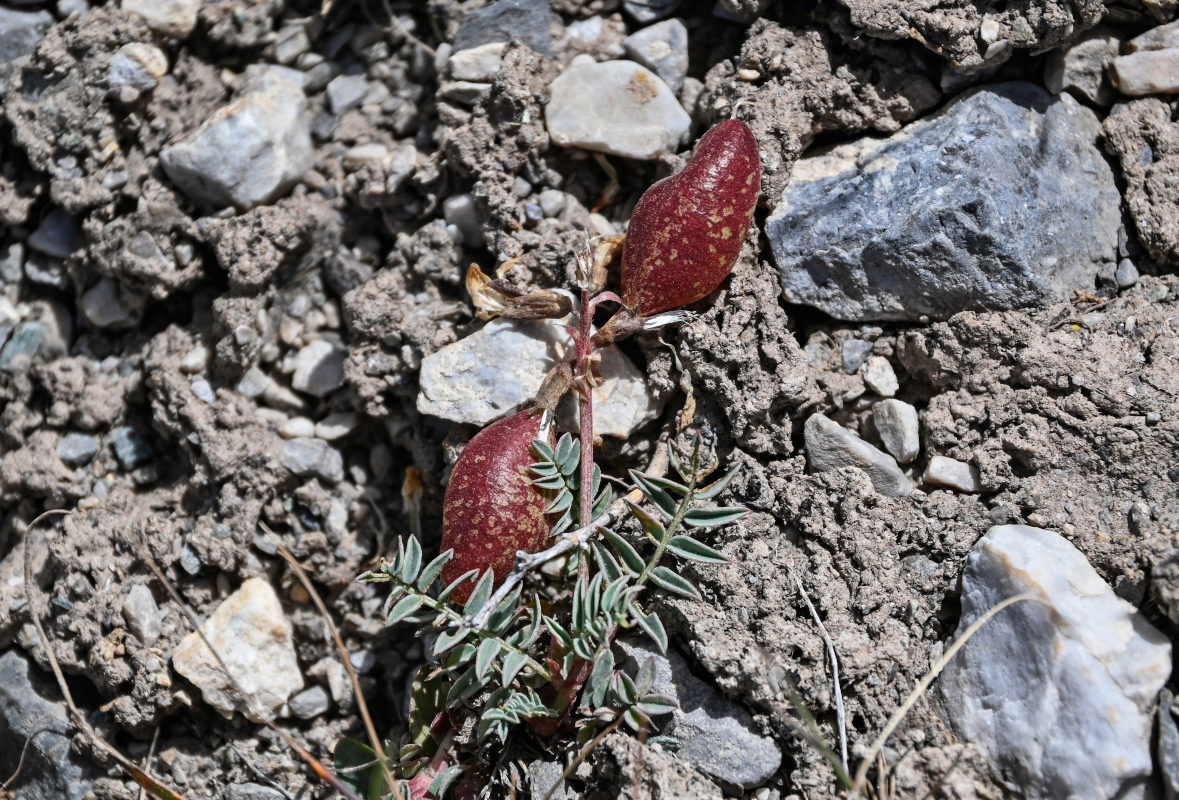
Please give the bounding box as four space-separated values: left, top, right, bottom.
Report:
575 290 596 564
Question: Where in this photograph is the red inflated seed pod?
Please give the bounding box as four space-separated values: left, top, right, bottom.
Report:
439 409 554 606
620 118 761 316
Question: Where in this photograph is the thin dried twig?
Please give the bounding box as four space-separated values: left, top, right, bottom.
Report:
136 725 162 800
22 510 189 800
133 530 366 800
261 523 401 798
789 567 848 772
459 438 671 632
541 715 625 800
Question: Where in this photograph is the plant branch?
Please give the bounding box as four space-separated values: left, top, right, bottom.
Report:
789 567 848 773
458 438 671 633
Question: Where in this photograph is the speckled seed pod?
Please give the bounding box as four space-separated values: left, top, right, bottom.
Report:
439 410 554 606
621 118 761 316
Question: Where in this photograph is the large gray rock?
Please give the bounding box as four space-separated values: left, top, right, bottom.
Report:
0 7 53 64
546 56 689 160
161 66 313 211
416 317 660 438
804 413 913 497
614 638 781 788
0 649 95 800
769 83 1120 321
453 0 552 58
940 525 1171 800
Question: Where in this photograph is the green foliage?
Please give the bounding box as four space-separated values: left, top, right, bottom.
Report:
348 434 744 797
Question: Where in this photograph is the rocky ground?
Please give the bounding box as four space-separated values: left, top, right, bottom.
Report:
0 0 1178 799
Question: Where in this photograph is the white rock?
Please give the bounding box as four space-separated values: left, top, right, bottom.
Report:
622 18 689 92
171 577 304 720
122 584 161 647
291 340 344 397
80 278 139 329
546 55 689 160
279 416 315 439
861 355 898 397
923 455 980 492
108 42 168 98
1112 49 1179 96
325 73 369 115
448 41 505 82
442 193 483 247
1127 19 1179 52
417 317 660 438
179 345 210 374
122 0 199 39
281 437 344 483
803 413 913 497
160 66 313 210
315 411 357 440
1044 27 1119 105
872 399 919 464
940 525 1171 800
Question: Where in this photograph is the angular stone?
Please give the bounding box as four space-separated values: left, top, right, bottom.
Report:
448 41 506 82
161 66 313 211
872 399 919 464
1044 27 1119 105
862 355 898 397
288 685 330 719
0 650 94 800
623 0 681 23
769 83 1120 321
1128 19 1179 53
1112 49 1179 96
110 426 153 470
122 0 199 39
27 208 81 259
546 55 690 160
614 638 782 788
841 338 873 373
172 577 304 720
80 277 139 329
122 583 161 646
453 0 552 58
417 317 660 438
325 73 369 115
1117 259 1140 289
108 42 168 97
281 437 344 483
804 413 913 497
291 339 345 397
57 432 99 467
0 7 53 64
940 525 1171 800
623 18 689 92
922 455 980 493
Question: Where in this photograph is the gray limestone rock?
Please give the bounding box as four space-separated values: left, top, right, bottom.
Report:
623 18 689 92
0 7 53 64
161 66 313 211
1044 27 1119 105
769 83 1120 321
1112 49 1179 96
804 413 913 497
453 0 552 58
57 432 99 467
872 399 919 464
614 638 781 788
922 455 981 493
546 56 690 160
623 0 681 23
281 437 344 483
0 649 95 800
940 525 1171 800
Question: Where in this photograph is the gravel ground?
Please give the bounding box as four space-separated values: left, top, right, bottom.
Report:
0 1 1177 799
